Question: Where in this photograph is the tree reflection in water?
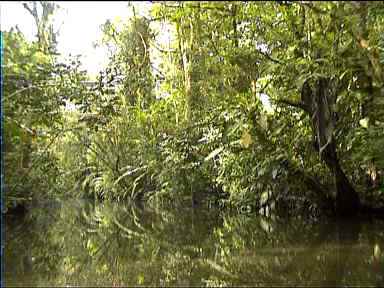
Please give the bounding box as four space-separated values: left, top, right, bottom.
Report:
5 200 384 286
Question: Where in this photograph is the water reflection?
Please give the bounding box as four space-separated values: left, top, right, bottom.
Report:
5 200 384 286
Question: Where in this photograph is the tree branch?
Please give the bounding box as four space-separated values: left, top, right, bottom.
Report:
295 2 327 15
160 3 231 13
256 49 284 64
274 98 309 112
151 41 177 53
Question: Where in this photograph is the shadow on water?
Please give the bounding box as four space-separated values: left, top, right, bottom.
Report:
4 199 384 286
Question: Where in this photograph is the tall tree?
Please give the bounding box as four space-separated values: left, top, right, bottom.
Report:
22 1 58 53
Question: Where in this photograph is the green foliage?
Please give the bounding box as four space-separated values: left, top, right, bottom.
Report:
6 1 384 215
3 15 91 209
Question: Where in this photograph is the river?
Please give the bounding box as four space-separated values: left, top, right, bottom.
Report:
4 199 384 286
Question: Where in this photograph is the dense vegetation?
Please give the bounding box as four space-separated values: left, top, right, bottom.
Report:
3 1 384 217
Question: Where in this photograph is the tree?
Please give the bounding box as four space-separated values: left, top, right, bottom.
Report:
149 1 384 216
22 1 58 53
3 1 90 210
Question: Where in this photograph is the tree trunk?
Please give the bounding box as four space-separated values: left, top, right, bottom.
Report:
302 77 361 217
321 140 360 217
335 166 360 217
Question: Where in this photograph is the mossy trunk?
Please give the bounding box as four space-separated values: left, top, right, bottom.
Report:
302 77 361 217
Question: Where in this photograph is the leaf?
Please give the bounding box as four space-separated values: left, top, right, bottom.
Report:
339 70 350 81
359 117 369 128
131 171 147 199
359 38 369 49
204 147 224 161
240 130 253 148
272 168 278 179
260 191 269 205
204 259 233 277
114 166 147 186
374 244 381 259
137 274 145 285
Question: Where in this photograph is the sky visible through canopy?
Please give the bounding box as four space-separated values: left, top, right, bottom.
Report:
0 1 152 77
0 1 271 109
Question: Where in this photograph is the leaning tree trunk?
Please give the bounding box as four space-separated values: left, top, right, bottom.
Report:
302 77 361 217
321 138 360 217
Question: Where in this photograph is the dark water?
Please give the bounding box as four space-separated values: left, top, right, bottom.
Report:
4 199 384 287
